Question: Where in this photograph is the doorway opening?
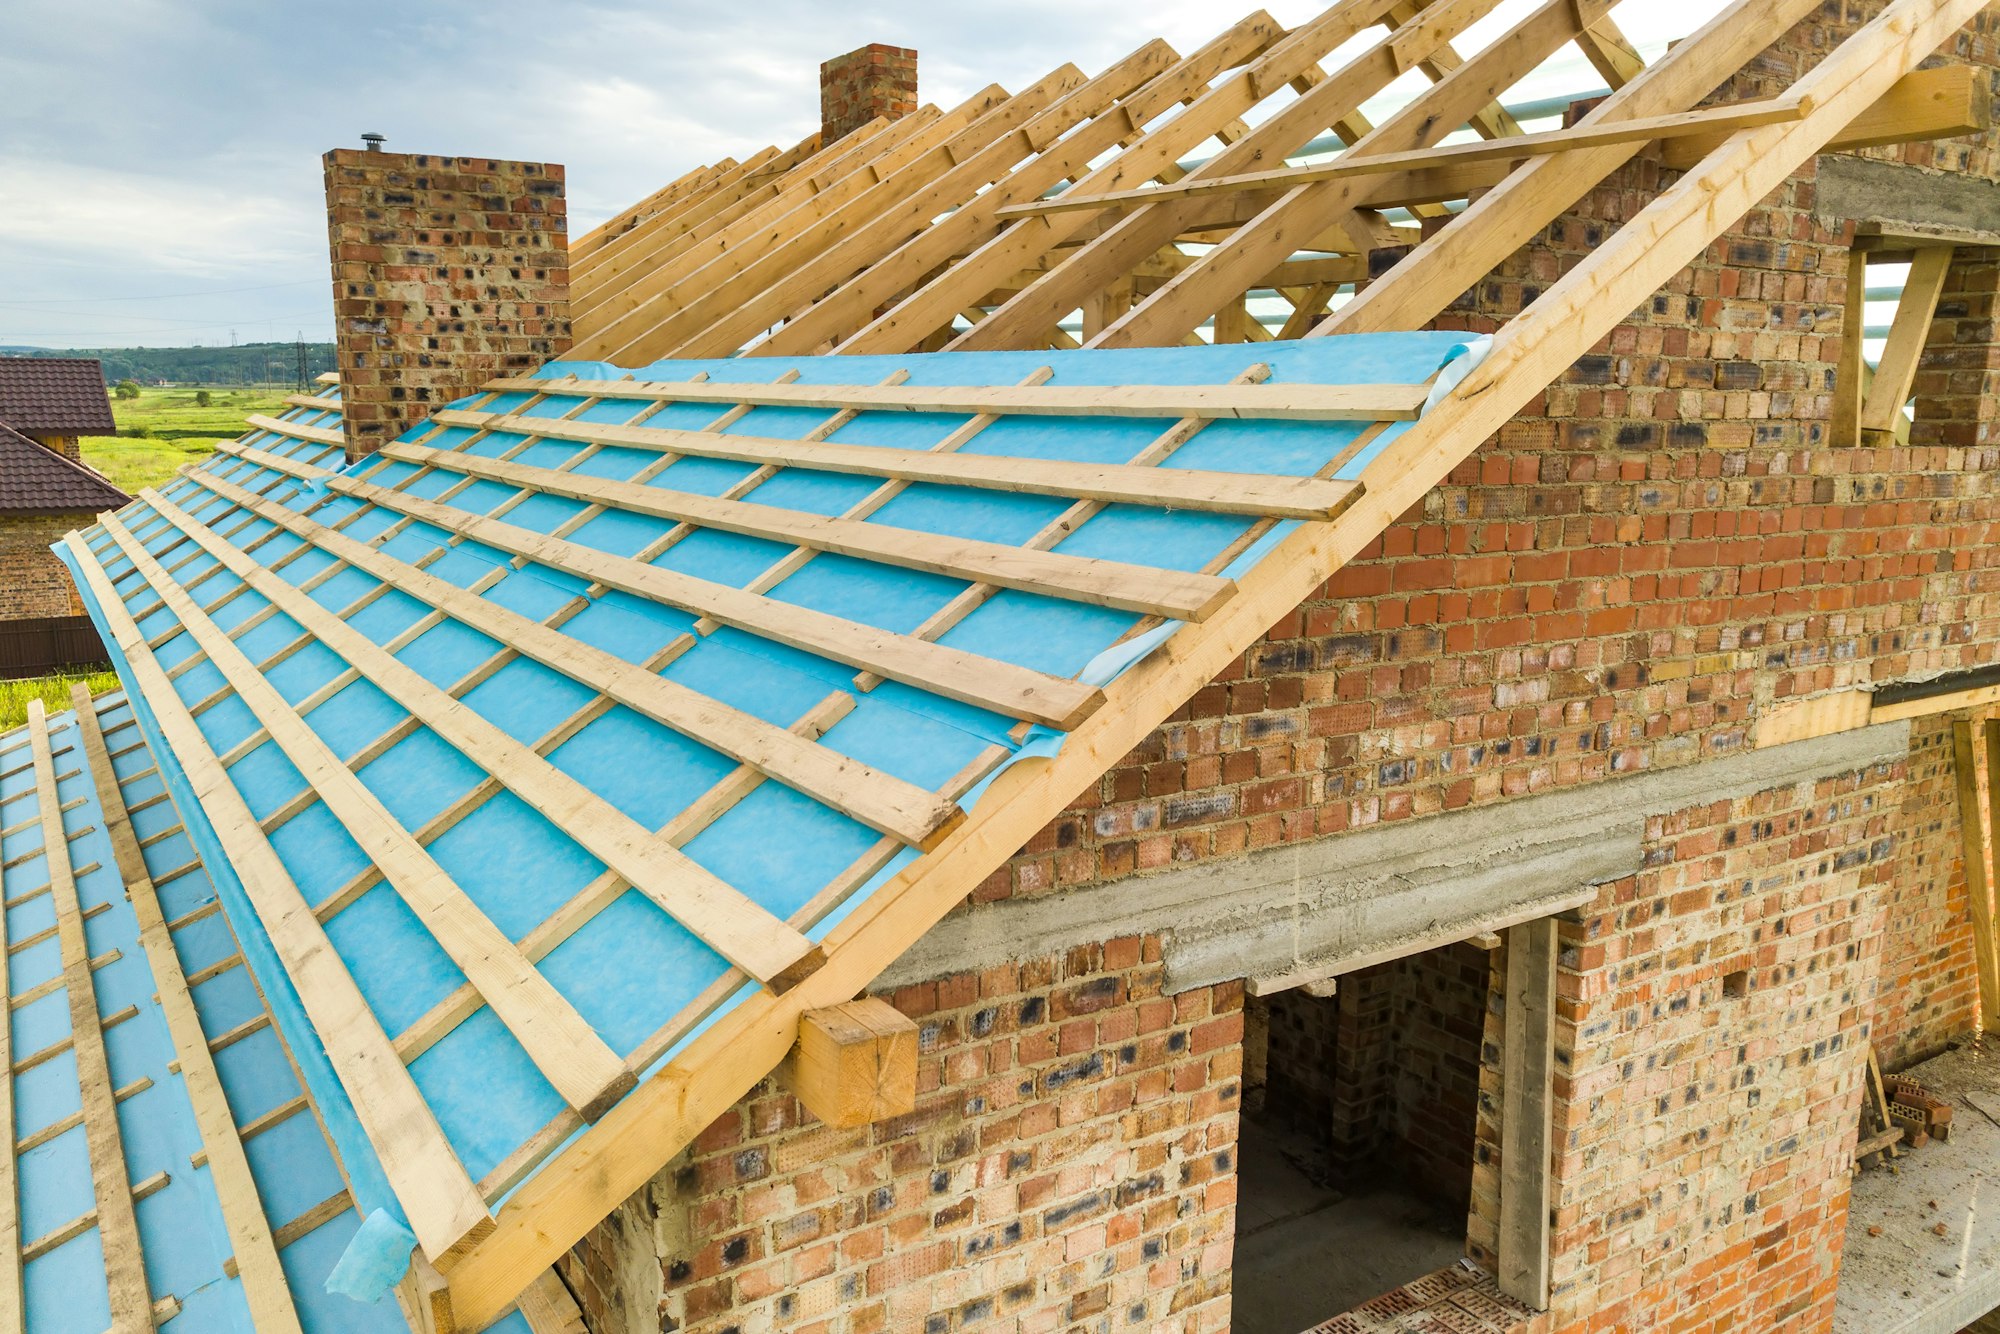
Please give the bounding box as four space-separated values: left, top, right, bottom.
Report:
1234 938 1492 1333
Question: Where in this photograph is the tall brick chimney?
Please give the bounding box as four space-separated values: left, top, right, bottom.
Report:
819 44 918 146
323 148 573 461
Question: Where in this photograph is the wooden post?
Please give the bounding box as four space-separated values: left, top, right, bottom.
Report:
1499 916 1557 1309
783 999 918 1128
1970 722 2000 1030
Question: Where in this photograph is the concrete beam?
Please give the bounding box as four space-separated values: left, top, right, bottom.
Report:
879 722 1911 995
1816 155 2000 249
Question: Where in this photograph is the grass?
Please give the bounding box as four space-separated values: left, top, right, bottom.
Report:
79 385 294 494
0 670 122 735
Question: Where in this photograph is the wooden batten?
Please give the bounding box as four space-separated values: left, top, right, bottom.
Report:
782 999 919 1129
71 689 305 1334
26 701 153 1331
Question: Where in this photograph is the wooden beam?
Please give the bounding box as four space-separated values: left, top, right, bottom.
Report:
218 441 1105 730
515 1270 590 1334
139 487 826 997
181 469 959 849
99 510 642 1122
1860 245 1953 435
749 17 1281 359
71 688 305 1334
1326 13 1961 337
1830 248 1870 448
1966 722 2000 1031
243 413 343 449
1660 62 1988 167
1499 916 1556 1309
378 440 1231 623
281 394 343 415
782 999 918 1129
1000 95 1808 215
66 529 496 1270
28 701 153 1332
429 407 1366 520
476 376 1425 423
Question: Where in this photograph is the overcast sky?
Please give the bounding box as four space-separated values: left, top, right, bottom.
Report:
0 0 1728 350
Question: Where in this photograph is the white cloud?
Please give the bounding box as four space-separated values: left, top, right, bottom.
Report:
0 0 1733 347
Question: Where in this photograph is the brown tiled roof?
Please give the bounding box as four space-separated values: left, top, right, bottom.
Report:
0 357 117 434
0 421 130 513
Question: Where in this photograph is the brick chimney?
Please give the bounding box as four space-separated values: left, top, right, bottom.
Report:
323 148 573 462
819 44 918 146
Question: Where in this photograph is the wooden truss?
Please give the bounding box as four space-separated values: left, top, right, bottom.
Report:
66 0 1991 1327
558 0 1985 364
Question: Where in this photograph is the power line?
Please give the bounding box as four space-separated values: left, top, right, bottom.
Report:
0 278 325 305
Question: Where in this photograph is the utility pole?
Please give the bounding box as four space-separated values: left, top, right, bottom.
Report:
295 334 309 393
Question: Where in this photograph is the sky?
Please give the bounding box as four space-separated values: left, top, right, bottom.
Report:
0 0 1730 350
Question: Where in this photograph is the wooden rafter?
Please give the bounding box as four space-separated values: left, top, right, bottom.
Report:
64 532 496 1270
70 688 305 1334
26 701 151 1331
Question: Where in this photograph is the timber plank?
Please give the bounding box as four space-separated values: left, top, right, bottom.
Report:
218 440 1105 729
181 468 960 848
71 687 306 1334
139 486 827 994
64 530 497 1269
430 407 1364 519
27 702 152 1332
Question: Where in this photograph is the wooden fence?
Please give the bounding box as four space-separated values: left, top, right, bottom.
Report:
0 615 111 679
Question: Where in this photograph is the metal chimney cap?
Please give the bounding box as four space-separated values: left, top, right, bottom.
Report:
361 132 387 150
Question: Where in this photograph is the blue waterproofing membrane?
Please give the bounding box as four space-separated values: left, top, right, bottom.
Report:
60 333 1479 1260
0 696 527 1333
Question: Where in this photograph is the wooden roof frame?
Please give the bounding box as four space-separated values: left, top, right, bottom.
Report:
415 0 1985 1324
56 0 1991 1326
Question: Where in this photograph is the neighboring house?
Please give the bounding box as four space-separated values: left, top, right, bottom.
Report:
7 3 2000 1334
0 420 128 614
0 355 117 462
0 356 128 655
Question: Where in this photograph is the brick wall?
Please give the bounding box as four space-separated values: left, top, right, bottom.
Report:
1868 717 1980 1068
1462 758 1902 1331
562 937 1241 1334
323 149 571 461
820 45 918 145
558 6 2000 1329
0 512 87 619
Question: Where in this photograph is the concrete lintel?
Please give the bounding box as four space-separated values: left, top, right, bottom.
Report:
879 721 1910 995
1816 156 2000 249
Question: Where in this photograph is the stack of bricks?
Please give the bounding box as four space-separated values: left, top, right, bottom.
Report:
322 149 571 461
560 936 1242 1334
819 45 918 145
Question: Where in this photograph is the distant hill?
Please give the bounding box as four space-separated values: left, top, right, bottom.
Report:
0 342 337 388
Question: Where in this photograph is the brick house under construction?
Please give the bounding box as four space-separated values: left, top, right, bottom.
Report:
11 1 2000 1333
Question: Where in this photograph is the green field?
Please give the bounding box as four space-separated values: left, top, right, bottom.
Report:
79 385 293 494
0 670 123 735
